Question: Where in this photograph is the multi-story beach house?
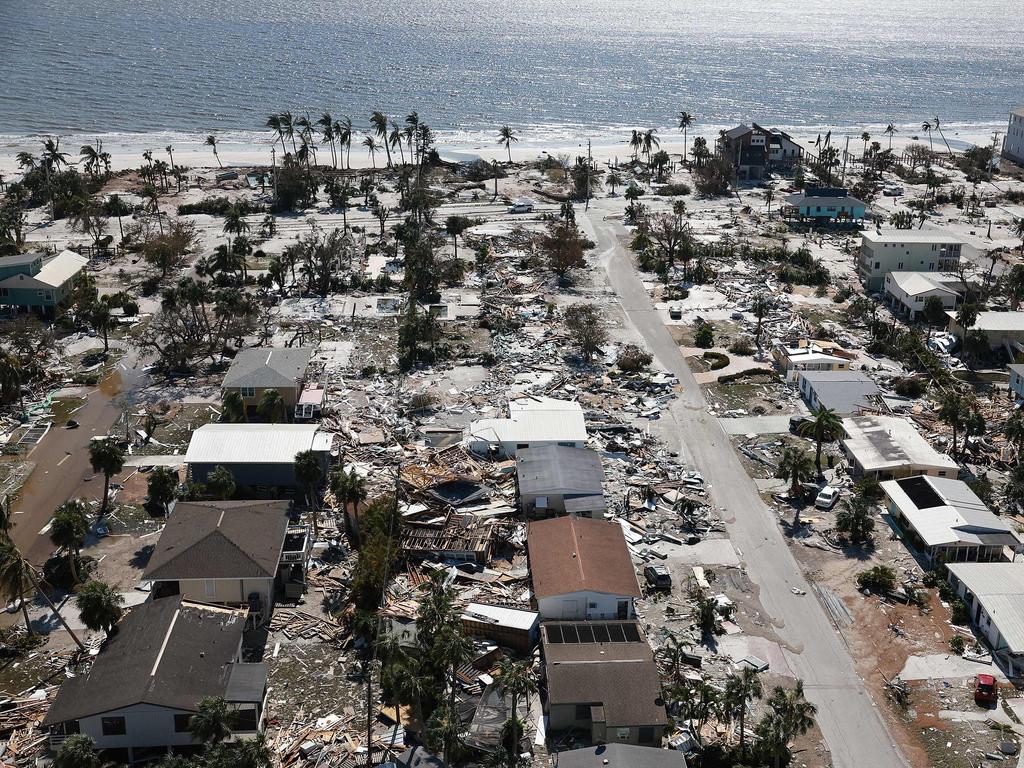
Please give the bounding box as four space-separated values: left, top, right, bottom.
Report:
0 250 88 315
716 123 803 180
1004 107 1024 165
858 230 965 292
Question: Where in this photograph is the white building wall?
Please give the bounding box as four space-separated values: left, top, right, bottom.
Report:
536 590 634 621
1005 110 1024 164
77 703 198 752
859 239 963 291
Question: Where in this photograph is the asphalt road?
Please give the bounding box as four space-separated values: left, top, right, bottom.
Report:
581 207 908 768
11 350 148 566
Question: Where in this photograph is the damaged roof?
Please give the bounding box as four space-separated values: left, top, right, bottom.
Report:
527 515 640 599
143 500 290 581
43 597 260 724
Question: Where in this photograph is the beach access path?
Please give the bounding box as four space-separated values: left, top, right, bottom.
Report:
580 205 909 768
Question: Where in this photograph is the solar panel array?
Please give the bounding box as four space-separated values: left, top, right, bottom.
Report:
544 622 642 644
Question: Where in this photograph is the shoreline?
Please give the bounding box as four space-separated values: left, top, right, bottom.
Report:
0 119 1007 177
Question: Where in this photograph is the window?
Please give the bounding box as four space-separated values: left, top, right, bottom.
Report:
516 443 529 450
897 262 903 269
101 717 127 736
615 728 630 740
874 262 880 269
638 726 655 743
240 386 256 398
173 714 193 733
575 705 593 721
0 288 7 297
204 580 217 598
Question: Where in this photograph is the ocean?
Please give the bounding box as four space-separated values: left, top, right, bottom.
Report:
1 0 1022 148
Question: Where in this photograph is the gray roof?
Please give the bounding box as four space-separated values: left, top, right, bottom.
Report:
397 747 446 768
798 370 879 415
555 745 687 768
222 347 312 389
143 500 290 581
947 563 1024 654
516 445 604 496
225 662 269 702
0 252 43 268
44 597 261 724
1009 364 1024 376
785 192 866 209
722 125 751 140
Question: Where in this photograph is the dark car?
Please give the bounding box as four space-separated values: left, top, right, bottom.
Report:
644 564 672 590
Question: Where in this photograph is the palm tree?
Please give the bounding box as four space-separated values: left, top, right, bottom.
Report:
257 388 286 423
331 467 366 545
206 465 236 500
388 120 406 166
222 391 246 423
642 129 660 167
363 135 380 170
88 300 112 354
498 126 518 163
775 447 815 506
75 580 124 636
41 136 70 169
222 204 250 255
764 187 775 220
280 111 297 153
294 450 324 538
655 631 690 684
798 407 843 473
205 135 223 168
89 438 124 515
445 215 471 260
677 111 694 163
884 123 898 149
0 351 24 415
16 152 37 171
190 696 236 745
495 658 537 768
54 734 102 768
605 168 623 196
933 116 953 155
335 116 353 169
723 667 763 758
0 539 86 650
757 681 817 768
921 120 934 153
938 388 969 457
165 144 175 169
628 130 642 162
147 466 178 516
49 500 91 584
860 131 871 159
266 114 286 154
370 111 392 167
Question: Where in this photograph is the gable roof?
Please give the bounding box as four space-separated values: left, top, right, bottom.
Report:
43 597 259 724
946 311 1024 332
222 347 313 389
516 445 604 495
185 423 332 465
527 516 640 599
947 563 1024 653
143 500 290 581
35 250 88 288
797 370 879 415
887 271 961 298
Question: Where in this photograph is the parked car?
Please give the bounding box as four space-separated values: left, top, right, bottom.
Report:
644 564 672 590
669 305 683 320
788 415 810 433
507 200 534 214
975 673 998 705
814 486 841 510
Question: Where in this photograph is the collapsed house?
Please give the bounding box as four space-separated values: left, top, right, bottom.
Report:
42 598 266 763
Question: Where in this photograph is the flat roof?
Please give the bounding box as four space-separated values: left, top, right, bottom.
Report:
185 423 331 465
841 415 957 473
516 445 604 495
883 476 1019 549
862 229 965 244
468 397 587 446
461 602 538 632
555 745 687 768
798 370 879 415
948 562 1024 653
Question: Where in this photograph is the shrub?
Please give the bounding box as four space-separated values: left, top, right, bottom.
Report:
949 635 966 655
616 344 653 372
177 196 265 216
893 377 926 398
703 351 729 370
655 182 692 197
857 565 896 593
950 598 971 625
921 570 941 589
728 339 754 356
694 322 714 349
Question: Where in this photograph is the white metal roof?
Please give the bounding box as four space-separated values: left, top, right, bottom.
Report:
462 602 538 631
947 563 1024 654
946 311 1024 332
882 476 1018 548
467 397 586 445
841 415 957 473
185 423 331 465
35 250 88 288
887 272 960 298
862 229 965 245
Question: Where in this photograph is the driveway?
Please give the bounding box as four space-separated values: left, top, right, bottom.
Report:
581 207 909 768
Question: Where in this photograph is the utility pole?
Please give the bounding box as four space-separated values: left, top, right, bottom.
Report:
271 147 278 210
585 139 592 211
989 131 1000 183
841 135 850 185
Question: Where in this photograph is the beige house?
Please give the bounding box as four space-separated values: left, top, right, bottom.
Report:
946 311 1024 355
841 415 957 480
222 347 313 419
144 500 309 622
772 341 852 382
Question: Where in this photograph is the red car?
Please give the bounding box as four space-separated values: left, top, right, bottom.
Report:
975 674 998 705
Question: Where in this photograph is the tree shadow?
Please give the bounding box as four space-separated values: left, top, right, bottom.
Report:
129 544 155 570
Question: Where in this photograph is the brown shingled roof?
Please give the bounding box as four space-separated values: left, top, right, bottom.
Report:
527 516 640 599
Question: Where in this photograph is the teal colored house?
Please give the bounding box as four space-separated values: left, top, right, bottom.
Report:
783 187 866 226
0 250 88 314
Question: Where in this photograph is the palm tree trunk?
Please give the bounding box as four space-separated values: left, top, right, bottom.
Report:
26 569 85 651
739 707 746 757
101 474 111 514
20 598 33 636
815 438 823 473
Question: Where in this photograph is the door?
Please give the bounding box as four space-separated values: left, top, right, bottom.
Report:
561 599 581 619
617 600 629 619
